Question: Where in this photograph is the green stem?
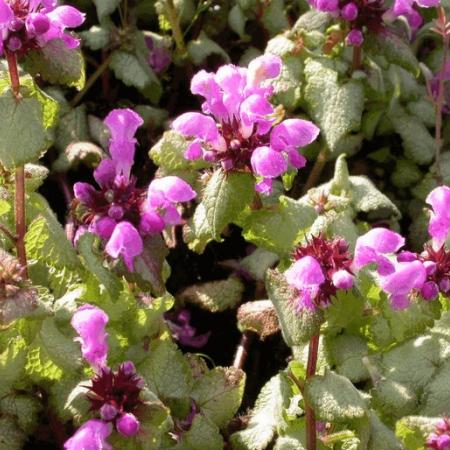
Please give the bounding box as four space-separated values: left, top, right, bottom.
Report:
165 0 187 56
70 54 112 107
5 51 28 277
305 334 320 450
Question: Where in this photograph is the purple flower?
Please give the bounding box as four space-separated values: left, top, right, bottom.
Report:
165 309 211 348
346 29 364 47
71 304 109 371
105 221 143 272
427 418 450 450
353 228 405 275
172 55 319 194
380 260 427 309
426 185 450 248
116 413 140 437
389 0 439 30
285 235 354 311
0 0 85 55
64 419 112 450
145 36 171 73
73 109 196 271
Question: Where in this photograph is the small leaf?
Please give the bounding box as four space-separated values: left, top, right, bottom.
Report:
0 78 58 169
187 32 230 65
266 269 324 346
304 58 364 154
24 39 85 90
230 373 292 450
304 371 368 422
178 414 224 450
237 300 280 338
191 366 245 428
367 412 403 450
92 0 121 20
261 0 289 36
77 232 122 301
197 169 255 241
0 417 26 450
0 394 41 435
0 338 27 397
239 196 317 256
178 276 244 312
80 26 111 50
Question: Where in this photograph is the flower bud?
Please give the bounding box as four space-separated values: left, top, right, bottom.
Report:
421 281 439 301
346 29 363 47
341 2 358 20
116 413 140 437
332 269 354 290
100 404 118 421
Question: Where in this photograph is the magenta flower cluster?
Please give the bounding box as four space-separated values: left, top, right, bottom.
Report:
172 55 320 195
0 0 85 55
426 417 450 450
285 185 450 311
73 108 196 271
308 0 439 47
66 305 145 449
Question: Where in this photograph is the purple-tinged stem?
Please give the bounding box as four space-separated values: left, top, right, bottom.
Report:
305 334 320 450
352 45 362 72
5 50 28 277
302 148 328 195
433 8 449 185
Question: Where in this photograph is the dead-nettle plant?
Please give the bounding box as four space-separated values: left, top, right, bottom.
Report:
0 0 450 449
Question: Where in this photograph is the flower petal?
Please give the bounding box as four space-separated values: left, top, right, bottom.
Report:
105 222 143 271
251 146 287 178
0 0 13 26
64 419 112 450
172 112 220 144
270 118 320 151
247 54 282 88
285 255 325 291
426 185 450 246
148 176 197 203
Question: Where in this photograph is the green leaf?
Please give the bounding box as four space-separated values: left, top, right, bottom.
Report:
178 276 244 312
388 103 435 165
187 32 230 65
138 338 193 402
54 105 89 152
230 373 292 450
396 416 439 450
239 196 317 256
38 318 83 372
366 33 419 75
0 417 26 450
191 366 245 428
198 169 254 241
420 360 450 416
304 371 368 423
80 26 111 51
23 39 85 90
303 58 364 154
77 232 122 301
367 412 403 450
0 78 58 169
324 334 369 383
240 248 279 281
261 0 289 36
391 158 422 189
93 0 121 20
149 130 210 171
0 338 27 397
110 43 161 103
0 394 41 435
177 414 224 450
228 5 248 40
266 269 324 346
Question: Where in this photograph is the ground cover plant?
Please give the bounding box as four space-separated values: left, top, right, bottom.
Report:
1 0 450 449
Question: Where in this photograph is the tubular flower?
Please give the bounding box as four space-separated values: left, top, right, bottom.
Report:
71 304 109 371
0 0 85 55
426 417 450 450
172 55 320 195
64 419 112 450
388 0 440 30
426 185 450 249
73 109 196 271
285 235 354 311
354 228 428 309
68 305 146 447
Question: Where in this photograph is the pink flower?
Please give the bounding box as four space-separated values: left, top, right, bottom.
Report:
64 419 112 450
71 305 109 371
172 56 319 194
116 413 140 437
426 185 450 248
0 0 85 55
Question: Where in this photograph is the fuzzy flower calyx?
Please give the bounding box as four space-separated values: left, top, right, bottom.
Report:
285 235 354 311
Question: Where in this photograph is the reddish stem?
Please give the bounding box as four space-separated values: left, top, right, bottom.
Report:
5 51 28 276
305 334 320 450
352 45 362 72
